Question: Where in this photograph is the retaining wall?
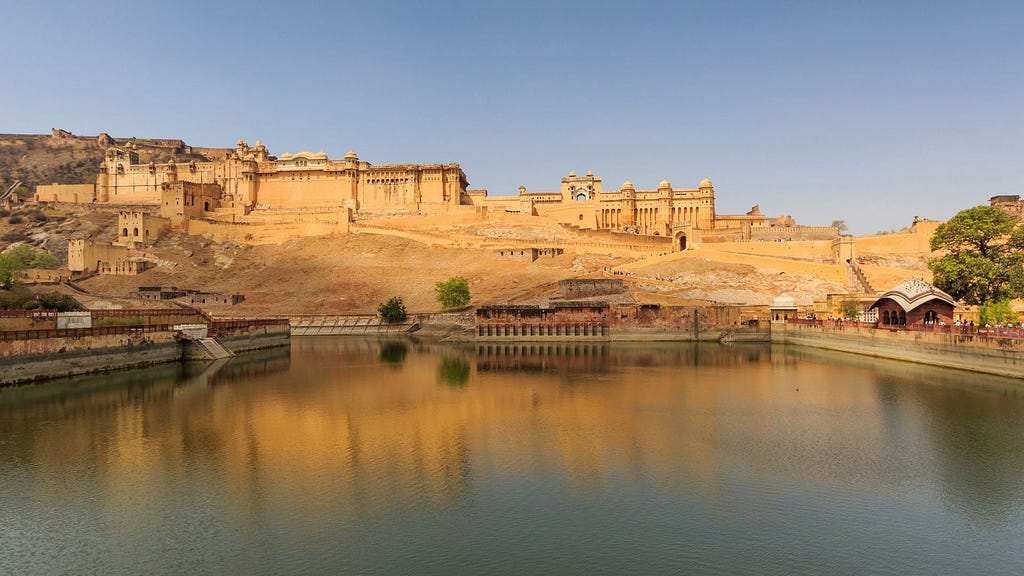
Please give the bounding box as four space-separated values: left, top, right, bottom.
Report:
772 322 1024 379
0 338 182 386
1 324 290 386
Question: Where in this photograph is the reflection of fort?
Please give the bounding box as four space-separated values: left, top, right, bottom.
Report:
473 342 773 373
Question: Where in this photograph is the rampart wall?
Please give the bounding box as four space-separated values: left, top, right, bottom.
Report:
186 215 349 244
570 227 674 249
749 226 838 242
34 183 96 203
855 228 934 254
706 239 835 261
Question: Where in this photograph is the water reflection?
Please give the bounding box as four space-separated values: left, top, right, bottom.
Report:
378 341 408 366
1 338 1023 575
437 357 471 388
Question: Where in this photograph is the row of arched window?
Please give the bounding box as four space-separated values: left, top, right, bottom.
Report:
881 309 941 326
881 310 907 325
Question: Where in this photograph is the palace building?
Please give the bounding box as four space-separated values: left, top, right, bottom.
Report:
95 140 469 214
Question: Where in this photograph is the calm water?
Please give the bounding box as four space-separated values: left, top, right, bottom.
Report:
1 339 1023 575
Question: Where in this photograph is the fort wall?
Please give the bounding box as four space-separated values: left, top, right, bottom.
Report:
34 183 95 203
855 225 936 254
255 177 357 210
185 213 350 244
749 225 838 242
706 239 835 261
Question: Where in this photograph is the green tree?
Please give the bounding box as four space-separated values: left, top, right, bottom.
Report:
839 298 861 319
36 292 80 312
29 251 58 269
435 276 470 310
928 206 1022 305
831 220 849 234
0 253 25 289
378 296 408 323
0 246 61 288
977 300 1020 326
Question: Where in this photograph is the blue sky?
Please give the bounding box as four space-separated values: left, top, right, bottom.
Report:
3 1 1022 234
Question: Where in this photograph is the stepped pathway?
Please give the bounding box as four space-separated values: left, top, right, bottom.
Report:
845 260 875 293
196 337 235 359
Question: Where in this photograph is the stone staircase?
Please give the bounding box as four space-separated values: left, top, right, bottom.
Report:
845 260 874 293
194 337 235 359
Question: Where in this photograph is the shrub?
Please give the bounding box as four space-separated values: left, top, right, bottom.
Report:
36 292 80 312
0 286 34 309
435 276 470 310
8 215 23 225
378 296 408 323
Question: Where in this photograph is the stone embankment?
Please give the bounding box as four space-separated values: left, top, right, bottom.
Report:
773 320 1024 379
1 320 289 386
290 315 419 336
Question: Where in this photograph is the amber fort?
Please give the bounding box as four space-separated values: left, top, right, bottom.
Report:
36 137 837 252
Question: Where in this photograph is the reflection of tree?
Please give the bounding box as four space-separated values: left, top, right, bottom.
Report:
378 342 408 366
438 357 471 388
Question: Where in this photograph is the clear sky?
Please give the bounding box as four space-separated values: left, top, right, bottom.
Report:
3 1 1022 234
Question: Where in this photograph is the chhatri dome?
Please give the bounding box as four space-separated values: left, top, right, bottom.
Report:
621 179 634 190
659 178 672 189
344 150 358 159
700 178 713 188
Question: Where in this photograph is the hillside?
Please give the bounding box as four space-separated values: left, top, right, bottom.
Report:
0 201 934 316
0 130 225 193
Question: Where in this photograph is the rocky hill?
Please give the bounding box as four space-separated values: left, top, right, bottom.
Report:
0 129 227 194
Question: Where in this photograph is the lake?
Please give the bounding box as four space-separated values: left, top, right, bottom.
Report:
1 338 1023 575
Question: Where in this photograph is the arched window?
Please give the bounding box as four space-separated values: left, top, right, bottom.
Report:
122 227 128 237
924 310 937 324
882 310 890 325
899 310 907 325
133 227 139 237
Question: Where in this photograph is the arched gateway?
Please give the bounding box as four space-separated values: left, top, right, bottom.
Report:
673 230 688 251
